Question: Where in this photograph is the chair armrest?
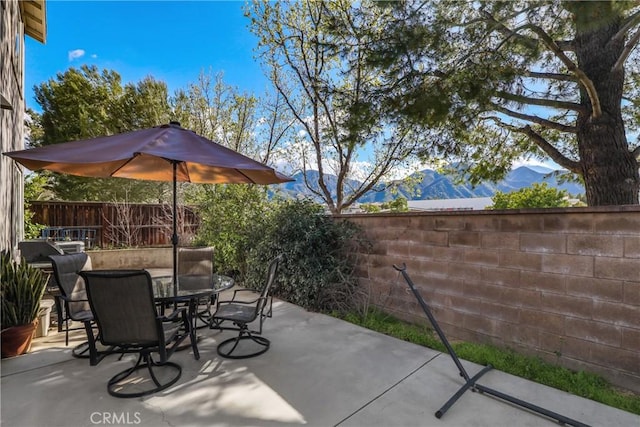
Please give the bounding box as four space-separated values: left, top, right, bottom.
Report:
59 295 89 303
217 298 259 306
224 288 260 303
161 306 187 322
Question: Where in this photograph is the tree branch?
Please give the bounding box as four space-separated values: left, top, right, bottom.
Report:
481 10 575 51
487 117 581 173
555 40 575 51
494 105 578 133
633 145 640 160
610 10 640 45
613 27 640 71
525 71 578 82
521 23 602 117
496 91 585 112
521 126 581 173
480 10 539 50
339 130 413 210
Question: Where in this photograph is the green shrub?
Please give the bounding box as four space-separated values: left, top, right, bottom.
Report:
190 184 270 278
490 182 570 209
244 199 367 312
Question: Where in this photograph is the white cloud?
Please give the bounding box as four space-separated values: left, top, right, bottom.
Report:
91 54 98 59
68 49 85 61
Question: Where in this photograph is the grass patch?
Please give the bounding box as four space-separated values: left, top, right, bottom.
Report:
336 309 640 415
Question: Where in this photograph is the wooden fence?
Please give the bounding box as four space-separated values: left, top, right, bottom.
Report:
29 201 200 248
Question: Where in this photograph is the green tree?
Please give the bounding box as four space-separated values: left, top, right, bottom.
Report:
343 1 640 206
187 184 270 279
173 71 253 158
30 65 172 202
360 203 381 213
489 183 570 209
382 197 409 212
361 197 409 213
248 0 426 214
23 174 50 239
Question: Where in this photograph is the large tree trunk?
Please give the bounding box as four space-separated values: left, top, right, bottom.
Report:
574 4 640 206
577 116 639 205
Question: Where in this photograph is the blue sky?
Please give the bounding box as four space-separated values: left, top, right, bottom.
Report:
24 1 561 175
25 1 268 113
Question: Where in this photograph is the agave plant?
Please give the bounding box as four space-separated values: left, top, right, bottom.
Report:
1 251 48 329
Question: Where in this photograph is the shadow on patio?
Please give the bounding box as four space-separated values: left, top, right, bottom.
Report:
1 297 638 427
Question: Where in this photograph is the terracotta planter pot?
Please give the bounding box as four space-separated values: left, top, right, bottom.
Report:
1 321 38 358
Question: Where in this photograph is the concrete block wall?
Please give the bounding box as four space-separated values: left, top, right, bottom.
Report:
89 247 172 270
340 206 640 392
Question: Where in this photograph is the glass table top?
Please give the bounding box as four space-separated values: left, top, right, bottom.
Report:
152 274 234 300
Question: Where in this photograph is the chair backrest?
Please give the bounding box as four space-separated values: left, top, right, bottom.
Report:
178 247 214 290
257 255 282 313
178 247 213 275
19 240 64 263
49 253 93 316
81 270 159 347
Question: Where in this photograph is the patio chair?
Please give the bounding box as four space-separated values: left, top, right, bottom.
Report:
49 253 95 357
80 270 192 398
178 246 215 327
211 254 281 359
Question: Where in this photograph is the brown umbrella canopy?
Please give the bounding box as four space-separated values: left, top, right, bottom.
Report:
5 122 292 184
4 122 292 294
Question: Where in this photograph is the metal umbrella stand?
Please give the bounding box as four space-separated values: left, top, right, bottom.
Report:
392 264 590 427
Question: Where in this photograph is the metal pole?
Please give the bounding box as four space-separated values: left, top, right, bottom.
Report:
172 161 178 297
393 264 470 381
393 264 591 427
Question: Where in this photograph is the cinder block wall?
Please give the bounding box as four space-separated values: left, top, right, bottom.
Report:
89 247 172 269
340 206 640 392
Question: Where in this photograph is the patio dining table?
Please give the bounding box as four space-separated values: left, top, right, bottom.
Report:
151 274 235 360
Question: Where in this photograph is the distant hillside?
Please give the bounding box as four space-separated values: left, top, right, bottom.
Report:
275 166 584 203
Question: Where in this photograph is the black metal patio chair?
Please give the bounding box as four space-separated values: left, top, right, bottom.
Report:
49 252 95 357
178 246 215 327
80 269 193 398
211 254 282 359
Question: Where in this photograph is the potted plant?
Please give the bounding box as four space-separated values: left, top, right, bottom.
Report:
1 250 48 357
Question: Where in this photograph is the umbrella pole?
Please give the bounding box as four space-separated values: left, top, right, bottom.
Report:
172 161 178 297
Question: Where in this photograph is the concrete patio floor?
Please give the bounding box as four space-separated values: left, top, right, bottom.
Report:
1 297 638 427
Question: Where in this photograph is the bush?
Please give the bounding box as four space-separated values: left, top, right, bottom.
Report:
490 183 570 209
190 184 270 278
244 199 367 312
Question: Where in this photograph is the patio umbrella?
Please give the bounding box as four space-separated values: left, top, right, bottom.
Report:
4 121 293 296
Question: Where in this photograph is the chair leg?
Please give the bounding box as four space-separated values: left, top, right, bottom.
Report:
216 327 270 359
107 352 182 398
54 296 64 333
72 341 90 358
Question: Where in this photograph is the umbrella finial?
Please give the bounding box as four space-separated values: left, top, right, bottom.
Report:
169 121 181 128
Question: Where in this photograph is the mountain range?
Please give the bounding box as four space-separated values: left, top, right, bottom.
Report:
276 166 584 203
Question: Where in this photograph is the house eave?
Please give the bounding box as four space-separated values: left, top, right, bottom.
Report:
20 0 47 43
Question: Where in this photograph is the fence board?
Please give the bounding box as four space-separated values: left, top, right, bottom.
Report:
29 201 199 248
